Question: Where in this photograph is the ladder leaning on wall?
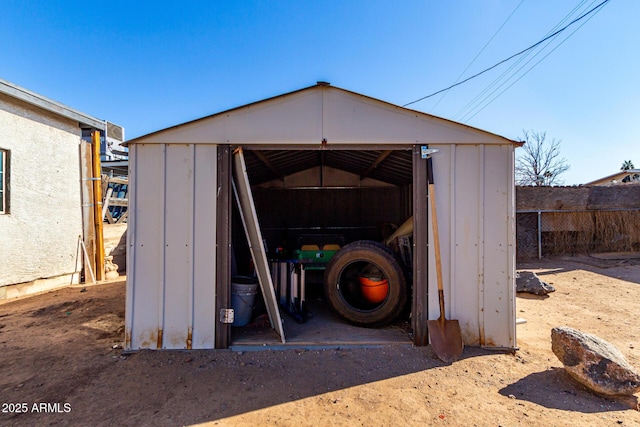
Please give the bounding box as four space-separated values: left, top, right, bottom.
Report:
101 175 128 224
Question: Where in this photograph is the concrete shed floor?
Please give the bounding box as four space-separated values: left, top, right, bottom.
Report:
230 297 412 350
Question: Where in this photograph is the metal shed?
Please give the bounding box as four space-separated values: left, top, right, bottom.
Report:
125 83 518 351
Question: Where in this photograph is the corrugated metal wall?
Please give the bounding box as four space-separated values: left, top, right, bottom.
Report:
125 143 219 350
428 144 516 349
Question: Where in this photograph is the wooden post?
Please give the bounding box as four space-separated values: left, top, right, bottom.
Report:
92 130 105 281
215 145 232 349
80 140 96 283
412 145 429 346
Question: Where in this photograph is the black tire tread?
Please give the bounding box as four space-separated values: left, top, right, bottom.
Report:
323 240 407 327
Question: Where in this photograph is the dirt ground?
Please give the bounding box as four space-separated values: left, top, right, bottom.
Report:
1 256 640 427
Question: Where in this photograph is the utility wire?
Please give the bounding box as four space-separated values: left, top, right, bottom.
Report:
403 0 611 107
454 0 596 122
453 0 592 121
429 0 525 112
461 3 604 122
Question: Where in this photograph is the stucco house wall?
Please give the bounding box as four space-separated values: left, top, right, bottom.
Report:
0 92 83 297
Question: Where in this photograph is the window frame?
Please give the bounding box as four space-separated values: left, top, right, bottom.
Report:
0 148 9 214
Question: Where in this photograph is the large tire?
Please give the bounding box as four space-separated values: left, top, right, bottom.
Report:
323 240 407 327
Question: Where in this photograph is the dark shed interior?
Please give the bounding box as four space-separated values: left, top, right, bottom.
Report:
230 147 417 348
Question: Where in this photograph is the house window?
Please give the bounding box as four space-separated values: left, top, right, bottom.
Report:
0 148 8 214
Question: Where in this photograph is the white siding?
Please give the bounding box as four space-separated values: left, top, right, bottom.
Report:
0 93 83 291
126 143 218 350
127 143 165 349
482 145 516 348
163 144 194 348
427 144 516 349
452 145 481 344
192 145 218 348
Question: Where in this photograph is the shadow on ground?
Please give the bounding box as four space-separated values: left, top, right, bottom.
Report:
518 255 640 285
499 368 636 413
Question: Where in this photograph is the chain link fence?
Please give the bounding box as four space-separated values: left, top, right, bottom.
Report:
516 209 640 259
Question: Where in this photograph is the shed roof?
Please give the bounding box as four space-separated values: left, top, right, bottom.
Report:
128 83 519 186
128 83 518 147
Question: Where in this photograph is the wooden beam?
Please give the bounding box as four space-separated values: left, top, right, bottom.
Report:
215 145 232 349
105 198 129 207
412 145 429 346
107 176 128 185
102 187 113 222
105 210 116 224
361 150 392 180
92 131 105 281
80 140 96 283
253 150 284 181
115 210 128 223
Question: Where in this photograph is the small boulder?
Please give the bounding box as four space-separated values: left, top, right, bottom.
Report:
551 326 640 396
105 255 120 280
516 271 555 295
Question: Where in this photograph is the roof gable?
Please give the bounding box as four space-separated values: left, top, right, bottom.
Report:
585 170 640 186
128 84 516 146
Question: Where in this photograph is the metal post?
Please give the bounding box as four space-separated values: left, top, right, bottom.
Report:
537 211 542 260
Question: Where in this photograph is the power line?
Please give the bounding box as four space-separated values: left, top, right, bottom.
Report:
461 4 604 123
453 0 594 122
405 0 607 108
403 0 611 108
429 0 526 112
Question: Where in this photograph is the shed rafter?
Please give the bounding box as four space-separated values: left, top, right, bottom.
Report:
361 150 392 180
253 150 284 181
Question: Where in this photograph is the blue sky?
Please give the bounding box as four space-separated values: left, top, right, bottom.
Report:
1 0 637 185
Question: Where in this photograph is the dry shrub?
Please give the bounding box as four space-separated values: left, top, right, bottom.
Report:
539 210 640 255
594 210 640 252
519 209 640 257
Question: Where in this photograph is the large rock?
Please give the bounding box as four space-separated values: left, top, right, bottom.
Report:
516 271 555 295
551 326 640 396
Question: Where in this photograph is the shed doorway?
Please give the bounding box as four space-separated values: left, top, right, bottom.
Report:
227 146 428 349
